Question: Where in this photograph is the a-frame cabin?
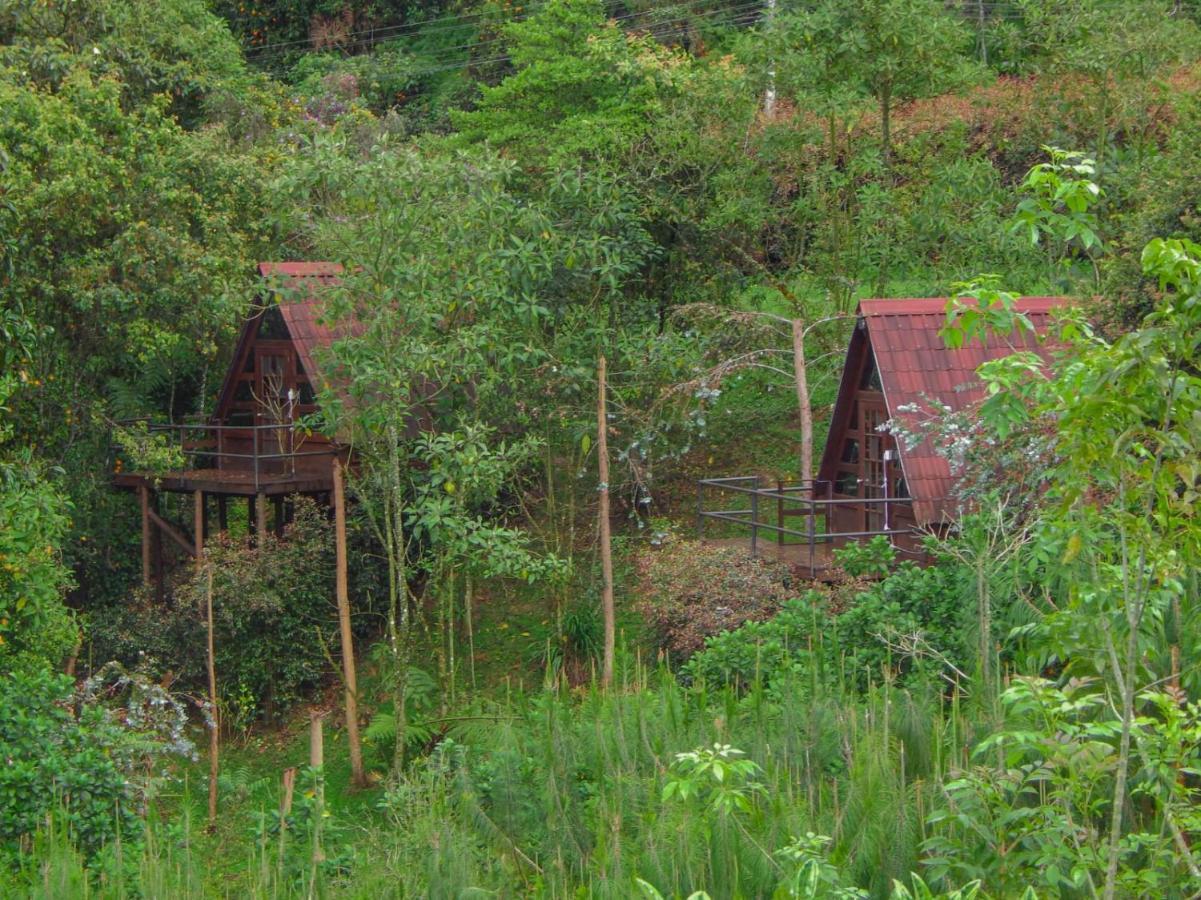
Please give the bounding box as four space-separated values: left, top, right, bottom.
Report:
113 262 353 588
816 297 1064 548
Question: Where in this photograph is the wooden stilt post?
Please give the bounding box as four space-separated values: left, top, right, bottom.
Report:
333 460 367 788
140 484 152 586
247 495 257 545
255 493 267 543
193 490 205 570
272 495 285 537
217 496 228 534
153 491 164 603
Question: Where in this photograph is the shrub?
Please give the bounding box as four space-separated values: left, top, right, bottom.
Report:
833 562 969 689
833 535 897 579
88 496 343 723
682 593 827 691
635 537 797 661
0 457 77 674
0 669 138 863
172 496 337 720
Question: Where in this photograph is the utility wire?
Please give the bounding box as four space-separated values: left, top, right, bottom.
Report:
249 1 766 78
246 0 751 61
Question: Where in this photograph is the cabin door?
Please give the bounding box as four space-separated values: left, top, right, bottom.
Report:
861 404 888 533
254 349 294 426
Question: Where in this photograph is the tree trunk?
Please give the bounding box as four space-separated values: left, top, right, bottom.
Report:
598 355 616 688
791 319 813 484
332 459 366 789
880 81 892 169
763 0 777 117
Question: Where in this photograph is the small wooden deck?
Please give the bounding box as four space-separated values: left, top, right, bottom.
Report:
114 468 333 497
704 537 839 579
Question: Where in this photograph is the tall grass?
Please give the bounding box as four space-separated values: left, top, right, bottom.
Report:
4 654 986 899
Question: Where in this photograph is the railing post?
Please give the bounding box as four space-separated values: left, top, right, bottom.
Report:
749 480 759 558
696 480 705 539
808 492 816 578
253 426 260 492
776 479 784 547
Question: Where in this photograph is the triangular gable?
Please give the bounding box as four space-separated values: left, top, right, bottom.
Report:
211 262 349 425
819 296 1066 526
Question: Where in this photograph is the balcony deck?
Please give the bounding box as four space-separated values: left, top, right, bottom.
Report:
113 467 333 496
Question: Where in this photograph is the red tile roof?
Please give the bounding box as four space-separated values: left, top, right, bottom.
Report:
859 296 1065 524
257 262 359 390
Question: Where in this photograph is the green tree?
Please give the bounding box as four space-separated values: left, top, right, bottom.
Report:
779 0 970 166
451 0 682 168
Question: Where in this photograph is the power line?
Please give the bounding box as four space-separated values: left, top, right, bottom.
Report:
249 0 767 78
245 0 753 62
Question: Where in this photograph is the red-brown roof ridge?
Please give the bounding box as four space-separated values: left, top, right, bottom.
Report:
856 295 1068 524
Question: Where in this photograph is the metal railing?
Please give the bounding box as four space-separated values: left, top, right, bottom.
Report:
696 475 921 576
114 421 338 492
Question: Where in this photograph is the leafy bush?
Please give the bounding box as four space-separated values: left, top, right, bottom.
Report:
833 535 897 579
0 455 77 674
89 497 340 723
176 496 338 719
0 669 138 862
636 538 797 661
682 594 827 691
834 562 968 689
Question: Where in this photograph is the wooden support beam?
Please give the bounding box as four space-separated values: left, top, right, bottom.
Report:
333 460 366 788
140 484 152 586
148 507 196 558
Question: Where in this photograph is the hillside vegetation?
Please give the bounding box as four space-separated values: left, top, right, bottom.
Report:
2 1 1201 896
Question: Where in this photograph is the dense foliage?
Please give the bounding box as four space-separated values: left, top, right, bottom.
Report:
3 0 1201 895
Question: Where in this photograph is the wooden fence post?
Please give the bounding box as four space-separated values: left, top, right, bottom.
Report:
309 713 326 870
333 459 366 788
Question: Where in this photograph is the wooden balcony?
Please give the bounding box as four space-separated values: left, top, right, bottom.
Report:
695 476 930 580
111 422 340 497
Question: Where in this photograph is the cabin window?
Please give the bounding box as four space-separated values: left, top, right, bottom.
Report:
227 410 254 427
859 354 882 391
835 471 860 496
260 353 286 377
256 305 290 340
234 380 254 403
840 439 860 464
298 381 316 404
894 476 910 499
